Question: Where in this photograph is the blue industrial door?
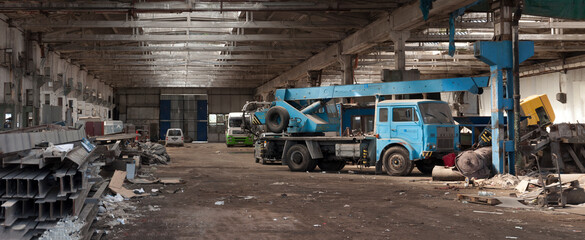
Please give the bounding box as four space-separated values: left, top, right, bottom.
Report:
196 100 208 141
159 100 171 140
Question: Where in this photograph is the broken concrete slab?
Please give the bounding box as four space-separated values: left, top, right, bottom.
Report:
495 197 532 209
515 180 530 193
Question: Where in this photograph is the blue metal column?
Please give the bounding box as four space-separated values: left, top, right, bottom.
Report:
474 41 534 174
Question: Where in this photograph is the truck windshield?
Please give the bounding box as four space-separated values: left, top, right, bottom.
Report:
418 102 454 124
229 117 243 127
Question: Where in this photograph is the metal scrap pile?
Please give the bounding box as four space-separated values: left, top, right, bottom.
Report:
0 125 103 239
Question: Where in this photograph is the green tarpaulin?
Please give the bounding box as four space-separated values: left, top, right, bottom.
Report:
524 0 585 20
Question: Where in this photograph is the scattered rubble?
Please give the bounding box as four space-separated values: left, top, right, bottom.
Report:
137 142 171 165
37 216 85 240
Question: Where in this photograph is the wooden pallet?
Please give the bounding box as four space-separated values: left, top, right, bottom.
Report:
457 194 501 205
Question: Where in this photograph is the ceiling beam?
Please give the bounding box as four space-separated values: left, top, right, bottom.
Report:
77 60 299 66
51 44 326 52
409 33 585 42
22 20 363 30
42 33 341 43
83 66 288 71
255 0 481 95
65 53 309 61
423 21 585 29
0 1 400 13
95 74 274 80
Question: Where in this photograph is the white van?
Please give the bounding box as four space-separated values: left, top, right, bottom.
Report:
165 128 184 147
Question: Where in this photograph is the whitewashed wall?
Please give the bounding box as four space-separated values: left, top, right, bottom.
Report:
478 68 585 123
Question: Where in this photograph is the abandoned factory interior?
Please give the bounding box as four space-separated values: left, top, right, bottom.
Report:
2 0 585 239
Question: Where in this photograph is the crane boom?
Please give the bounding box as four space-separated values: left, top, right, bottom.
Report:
275 76 489 101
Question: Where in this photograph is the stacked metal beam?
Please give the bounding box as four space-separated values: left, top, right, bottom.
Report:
0 125 97 239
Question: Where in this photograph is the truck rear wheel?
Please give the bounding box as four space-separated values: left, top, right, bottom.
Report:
265 106 290 132
318 160 346 171
383 146 413 176
286 144 314 172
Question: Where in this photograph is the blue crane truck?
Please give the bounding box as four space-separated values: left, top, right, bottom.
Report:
249 77 489 176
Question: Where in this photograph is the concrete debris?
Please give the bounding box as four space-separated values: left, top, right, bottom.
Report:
494 197 532 209
98 206 107 213
475 174 520 189
215 201 225 206
515 180 530 193
478 191 495 196
137 142 171 165
148 205 161 211
104 193 125 203
99 197 141 229
38 216 85 240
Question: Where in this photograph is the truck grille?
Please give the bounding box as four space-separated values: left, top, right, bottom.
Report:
437 138 454 150
437 127 454 150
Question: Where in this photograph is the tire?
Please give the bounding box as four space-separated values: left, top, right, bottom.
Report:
255 158 260 163
415 159 435 174
382 146 413 176
265 106 290 132
318 160 346 171
286 144 314 172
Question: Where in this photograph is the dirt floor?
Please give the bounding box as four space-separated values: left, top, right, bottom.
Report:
103 143 585 240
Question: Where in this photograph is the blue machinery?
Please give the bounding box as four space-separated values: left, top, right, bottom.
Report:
264 76 489 133
258 40 534 175
474 41 535 174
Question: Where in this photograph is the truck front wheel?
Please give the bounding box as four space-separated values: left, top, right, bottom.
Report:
383 147 413 176
286 144 315 172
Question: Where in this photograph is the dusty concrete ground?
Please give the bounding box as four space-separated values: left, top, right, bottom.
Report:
103 143 585 240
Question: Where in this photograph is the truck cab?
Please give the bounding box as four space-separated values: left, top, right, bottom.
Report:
375 100 459 175
226 112 254 147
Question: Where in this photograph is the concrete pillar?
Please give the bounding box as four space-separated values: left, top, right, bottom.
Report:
339 55 354 85
492 0 514 41
389 31 410 70
389 31 410 100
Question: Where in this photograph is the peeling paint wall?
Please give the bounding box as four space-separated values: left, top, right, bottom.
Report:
0 14 113 130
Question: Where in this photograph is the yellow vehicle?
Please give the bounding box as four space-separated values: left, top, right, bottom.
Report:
520 94 555 127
